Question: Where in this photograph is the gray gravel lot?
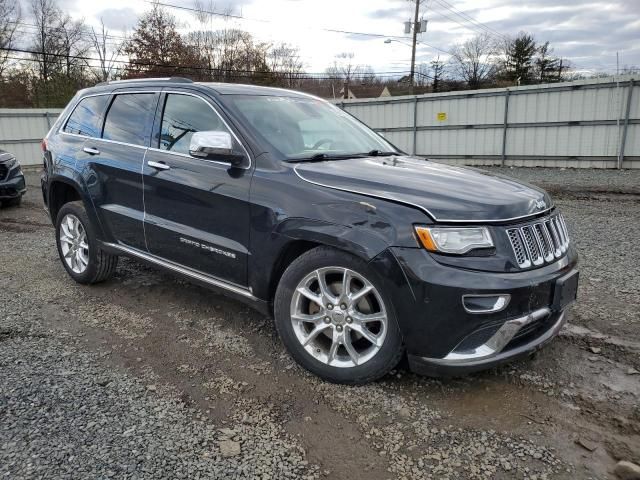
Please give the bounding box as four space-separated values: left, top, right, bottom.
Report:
1 168 639 480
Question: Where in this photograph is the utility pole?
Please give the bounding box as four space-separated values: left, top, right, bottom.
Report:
409 0 420 93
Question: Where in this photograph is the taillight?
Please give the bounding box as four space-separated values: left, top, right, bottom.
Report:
41 138 48 152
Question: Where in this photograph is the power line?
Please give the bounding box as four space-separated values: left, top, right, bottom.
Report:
154 0 429 42
1 48 418 80
430 0 507 41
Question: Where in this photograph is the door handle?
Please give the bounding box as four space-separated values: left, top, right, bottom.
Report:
83 146 100 155
148 160 170 170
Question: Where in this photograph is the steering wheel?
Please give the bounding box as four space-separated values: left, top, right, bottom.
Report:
312 138 334 150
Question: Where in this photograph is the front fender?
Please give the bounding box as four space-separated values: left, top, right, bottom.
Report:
275 217 390 261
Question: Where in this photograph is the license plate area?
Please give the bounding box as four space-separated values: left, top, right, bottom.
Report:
552 270 579 311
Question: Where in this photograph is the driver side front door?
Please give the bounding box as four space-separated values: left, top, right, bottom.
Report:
142 92 252 287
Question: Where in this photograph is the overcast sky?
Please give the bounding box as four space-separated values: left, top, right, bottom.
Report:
18 0 640 76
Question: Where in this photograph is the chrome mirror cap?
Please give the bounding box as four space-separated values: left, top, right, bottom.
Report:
189 131 233 158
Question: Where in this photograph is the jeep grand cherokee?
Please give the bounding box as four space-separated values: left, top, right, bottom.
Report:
41 78 578 384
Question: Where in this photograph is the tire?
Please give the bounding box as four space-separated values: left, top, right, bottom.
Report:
274 246 404 384
55 201 118 284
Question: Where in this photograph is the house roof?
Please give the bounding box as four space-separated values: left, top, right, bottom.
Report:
384 85 431 96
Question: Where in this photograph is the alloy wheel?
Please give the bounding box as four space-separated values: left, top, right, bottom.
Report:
59 213 89 274
290 267 388 368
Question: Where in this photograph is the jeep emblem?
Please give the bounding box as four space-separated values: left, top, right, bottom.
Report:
535 199 547 210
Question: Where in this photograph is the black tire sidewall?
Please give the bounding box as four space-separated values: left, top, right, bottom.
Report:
55 201 102 284
274 247 404 384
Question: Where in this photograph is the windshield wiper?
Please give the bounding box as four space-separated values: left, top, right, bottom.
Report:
366 149 398 157
287 153 366 163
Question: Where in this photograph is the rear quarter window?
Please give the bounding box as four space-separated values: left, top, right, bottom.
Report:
63 95 109 138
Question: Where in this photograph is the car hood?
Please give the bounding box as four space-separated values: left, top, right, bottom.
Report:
294 156 553 222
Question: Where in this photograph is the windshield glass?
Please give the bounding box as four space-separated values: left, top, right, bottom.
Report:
223 94 398 160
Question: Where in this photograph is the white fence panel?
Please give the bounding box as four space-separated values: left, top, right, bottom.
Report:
0 109 62 166
338 76 639 169
1 77 638 169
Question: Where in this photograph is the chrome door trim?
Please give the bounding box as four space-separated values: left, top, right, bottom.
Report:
58 89 253 170
104 242 256 299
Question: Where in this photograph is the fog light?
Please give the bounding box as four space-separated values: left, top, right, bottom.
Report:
462 294 510 314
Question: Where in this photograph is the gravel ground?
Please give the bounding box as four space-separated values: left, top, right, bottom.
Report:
1 168 639 480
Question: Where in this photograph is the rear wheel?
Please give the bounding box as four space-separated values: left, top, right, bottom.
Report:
55 201 118 284
274 247 404 384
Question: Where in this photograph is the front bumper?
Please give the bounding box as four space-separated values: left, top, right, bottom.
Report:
0 170 26 199
373 246 578 377
407 309 566 377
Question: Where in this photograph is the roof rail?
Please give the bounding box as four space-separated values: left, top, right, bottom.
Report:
96 77 194 86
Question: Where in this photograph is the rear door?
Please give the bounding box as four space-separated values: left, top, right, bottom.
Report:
84 91 159 250
57 93 110 185
142 91 252 286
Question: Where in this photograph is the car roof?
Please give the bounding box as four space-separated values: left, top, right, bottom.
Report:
79 78 316 100
195 82 313 98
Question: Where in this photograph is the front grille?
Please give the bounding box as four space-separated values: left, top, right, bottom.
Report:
506 214 569 269
0 163 7 181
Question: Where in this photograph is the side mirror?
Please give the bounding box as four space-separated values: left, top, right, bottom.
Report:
189 131 246 167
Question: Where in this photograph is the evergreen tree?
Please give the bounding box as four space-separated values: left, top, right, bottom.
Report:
502 32 537 85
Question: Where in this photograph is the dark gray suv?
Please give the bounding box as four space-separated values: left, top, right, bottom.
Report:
41 77 578 384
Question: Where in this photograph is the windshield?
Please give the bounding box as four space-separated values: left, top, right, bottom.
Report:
223 94 398 160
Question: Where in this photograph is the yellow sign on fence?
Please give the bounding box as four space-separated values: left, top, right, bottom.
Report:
437 112 447 121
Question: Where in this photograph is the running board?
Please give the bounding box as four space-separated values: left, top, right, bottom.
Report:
103 242 257 300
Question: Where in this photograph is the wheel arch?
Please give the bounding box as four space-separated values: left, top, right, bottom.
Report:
259 218 392 310
47 176 104 239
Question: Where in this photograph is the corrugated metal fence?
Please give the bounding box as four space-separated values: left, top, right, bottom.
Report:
0 108 63 167
1 76 637 168
337 76 638 169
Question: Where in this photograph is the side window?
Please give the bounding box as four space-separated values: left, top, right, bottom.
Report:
159 94 228 155
102 93 156 146
63 95 109 137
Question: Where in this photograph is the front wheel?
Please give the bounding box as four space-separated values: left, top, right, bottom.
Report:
274 247 404 384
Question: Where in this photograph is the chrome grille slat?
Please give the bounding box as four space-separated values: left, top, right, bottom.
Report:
546 219 562 257
559 216 570 242
553 217 568 253
520 226 543 265
506 229 531 268
506 214 569 269
533 223 554 262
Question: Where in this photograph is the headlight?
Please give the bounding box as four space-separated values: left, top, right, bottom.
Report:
1 157 18 170
414 226 494 254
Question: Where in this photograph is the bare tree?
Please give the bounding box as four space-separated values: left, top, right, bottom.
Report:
187 1 273 82
58 14 88 78
89 19 124 82
31 0 60 84
430 57 445 92
0 0 21 78
325 52 372 97
325 52 359 80
449 33 499 89
267 43 304 88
